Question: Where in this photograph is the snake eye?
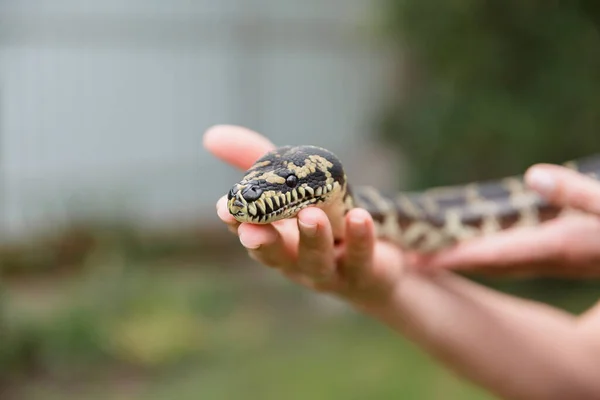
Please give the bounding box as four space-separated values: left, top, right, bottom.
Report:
286 174 298 188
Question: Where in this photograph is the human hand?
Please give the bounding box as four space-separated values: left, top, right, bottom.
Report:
418 164 600 277
204 125 405 306
205 127 600 400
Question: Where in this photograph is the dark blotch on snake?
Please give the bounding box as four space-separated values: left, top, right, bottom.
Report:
241 186 263 202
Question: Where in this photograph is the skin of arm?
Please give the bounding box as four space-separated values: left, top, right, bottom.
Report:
367 271 600 400
204 125 600 400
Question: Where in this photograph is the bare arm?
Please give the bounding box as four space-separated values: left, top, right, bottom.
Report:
205 125 600 400
375 165 600 399
367 271 600 400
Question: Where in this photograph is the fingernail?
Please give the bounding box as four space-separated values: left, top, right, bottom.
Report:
299 220 318 237
349 216 367 236
528 169 555 196
239 234 260 249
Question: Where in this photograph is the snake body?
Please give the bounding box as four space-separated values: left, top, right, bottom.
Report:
227 145 600 253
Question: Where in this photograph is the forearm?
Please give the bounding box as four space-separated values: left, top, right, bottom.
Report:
361 270 600 400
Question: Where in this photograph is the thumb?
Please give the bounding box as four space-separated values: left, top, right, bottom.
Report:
203 125 276 170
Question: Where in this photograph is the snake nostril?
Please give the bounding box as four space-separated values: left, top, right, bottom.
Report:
241 186 263 202
227 187 236 200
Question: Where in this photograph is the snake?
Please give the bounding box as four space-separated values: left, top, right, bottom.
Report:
227 145 600 253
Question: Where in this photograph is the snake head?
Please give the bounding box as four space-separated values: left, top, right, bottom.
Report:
227 145 347 224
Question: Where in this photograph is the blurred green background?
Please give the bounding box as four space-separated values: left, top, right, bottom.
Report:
1 1 600 399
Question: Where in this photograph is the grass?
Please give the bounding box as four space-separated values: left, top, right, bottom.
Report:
140 320 494 400
2 258 497 400
11 317 494 400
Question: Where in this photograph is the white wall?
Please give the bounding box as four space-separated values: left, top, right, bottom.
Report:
0 0 394 240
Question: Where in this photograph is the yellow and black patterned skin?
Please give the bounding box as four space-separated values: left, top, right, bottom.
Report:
228 146 600 253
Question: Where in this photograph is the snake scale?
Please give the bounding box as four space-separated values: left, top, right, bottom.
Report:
227 145 600 253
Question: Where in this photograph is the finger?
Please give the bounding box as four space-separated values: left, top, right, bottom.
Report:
296 207 336 282
338 209 404 301
526 164 600 215
419 225 563 270
338 208 375 284
238 222 298 269
419 215 597 270
216 196 240 234
203 125 275 170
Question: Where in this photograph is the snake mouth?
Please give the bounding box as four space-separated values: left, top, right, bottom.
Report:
228 183 336 224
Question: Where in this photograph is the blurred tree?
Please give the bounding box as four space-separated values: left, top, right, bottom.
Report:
378 0 600 188
376 0 600 304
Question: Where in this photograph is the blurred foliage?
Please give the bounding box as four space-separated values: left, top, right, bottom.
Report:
376 0 600 310
378 0 600 187
0 250 499 400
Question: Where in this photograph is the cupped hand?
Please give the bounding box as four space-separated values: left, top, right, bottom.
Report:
204 125 405 305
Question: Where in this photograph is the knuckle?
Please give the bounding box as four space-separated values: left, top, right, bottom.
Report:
297 254 335 280
346 248 368 265
299 231 325 248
